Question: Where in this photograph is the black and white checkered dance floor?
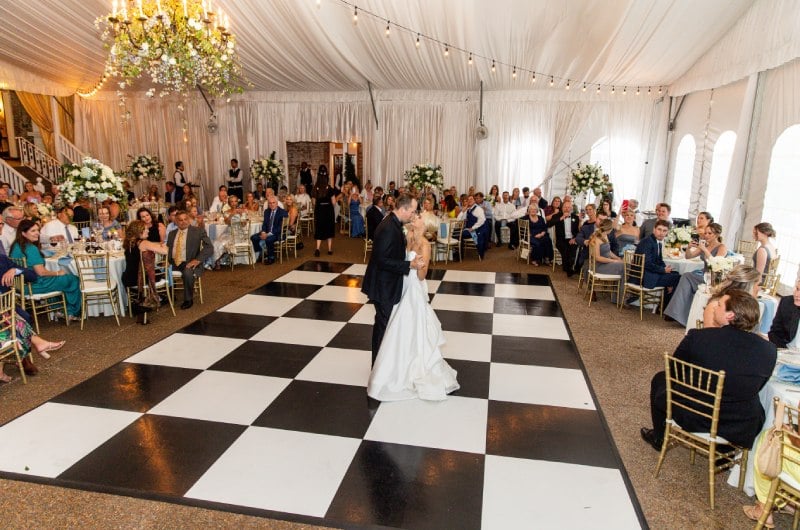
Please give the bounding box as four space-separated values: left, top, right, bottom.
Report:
0 261 644 529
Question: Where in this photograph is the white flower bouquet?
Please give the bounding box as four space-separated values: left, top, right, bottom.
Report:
569 163 613 196
250 151 284 190
404 163 444 191
706 255 735 273
36 203 54 221
60 157 127 206
128 154 163 182
665 226 693 247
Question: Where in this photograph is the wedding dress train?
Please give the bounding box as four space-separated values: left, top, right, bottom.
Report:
367 251 459 401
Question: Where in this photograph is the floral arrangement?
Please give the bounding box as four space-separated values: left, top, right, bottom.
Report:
569 163 613 196
250 151 284 190
36 203 55 221
706 255 736 273
665 226 693 247
404 163 444 191
98 0 242 99
128 154 163 182
60 157 127 206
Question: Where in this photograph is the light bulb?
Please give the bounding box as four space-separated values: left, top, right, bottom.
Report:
444 46 449 57
596 85 600 94
582 82 586 92
658 86 663 95
353 7 357 24
468 53 472 66
623 86 627 95
416 34 420 48
512 67 517 79
636 87 640 96
385 23 390 37
549 76 554 87
648 87 652 95
611 86 616 94
565 80 570 90
491 60 496 73
531 73 536 83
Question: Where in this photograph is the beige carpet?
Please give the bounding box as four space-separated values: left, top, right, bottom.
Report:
0 235 770 529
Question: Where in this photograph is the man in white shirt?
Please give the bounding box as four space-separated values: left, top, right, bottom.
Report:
1 206 24 251
173 161 188 187
493 191 518 249
208 186 229 214
294 184 312 217
40 206 79 245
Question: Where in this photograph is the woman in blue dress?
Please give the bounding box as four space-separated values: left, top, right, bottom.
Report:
349 191 365 238
525 204 553 266
10 219 82 320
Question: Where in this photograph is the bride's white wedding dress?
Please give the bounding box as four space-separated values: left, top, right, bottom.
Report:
367 251 460 401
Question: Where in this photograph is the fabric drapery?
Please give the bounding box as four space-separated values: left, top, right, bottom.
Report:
56 96 75 144
16 91 56 157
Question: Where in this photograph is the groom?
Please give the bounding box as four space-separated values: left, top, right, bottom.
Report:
362 194 424 365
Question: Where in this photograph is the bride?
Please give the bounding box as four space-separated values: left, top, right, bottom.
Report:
367 213 460 401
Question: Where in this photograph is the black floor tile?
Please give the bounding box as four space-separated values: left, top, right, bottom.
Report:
495 272 551 286
327 441 484 530
327 274 363 288
446 359 490 399
327 323 373 351
491 336 580 369
178 312 275 339
434 309 493 335
297 261 351 273
426 269 446 280
435 281 495 297
486 401 617 468
251 282 321 298
58 415 246 496
51 363 200 413
253 380 377 438
493 298 562 317
208 341 322 378
283 300 363 322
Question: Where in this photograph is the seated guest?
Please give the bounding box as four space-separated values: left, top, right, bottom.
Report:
208 186 229 214
349 191 365 238
769 278 800 348
615 208 639 256
294 184 312 216
72 197 91 224
222 195 243 218
123 181 136 203
362 181 374 203
443 194 459 218
22 203 41 222
697 265 762 329
97 205 122 239
457 195 489 259
10 220 81 321
0 188 14 214
187 205 204 229
121 220 169 324
494 191 518 250
544 195 562 222
639 202 672 240
384 194 395 213
243 192 260 213
253 182 266 201
694 211 713 235
599 197 617 219
366 197 384 240
164 206 179 237
137 207 166 243
40 206 78 245
284 195 300 236
164 181 183 205
634 219 680 303
641 289 777 453
167 211 213 309
420 198 439 240
752 222 778 282
525 205 552 267
628 199 645 227
547 196 580 276
181 183 195 204
251 196 287 264
588 219 624 300
143 184 160 202
664 223 728 326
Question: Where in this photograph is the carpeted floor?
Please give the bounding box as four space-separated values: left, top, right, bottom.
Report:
0 234 770 529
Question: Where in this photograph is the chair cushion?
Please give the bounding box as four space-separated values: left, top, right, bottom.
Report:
28 291 63 300
779 470 800 492
590 272 621 280
82 280 115 293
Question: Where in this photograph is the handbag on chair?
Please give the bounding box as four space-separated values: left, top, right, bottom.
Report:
757 400 786 479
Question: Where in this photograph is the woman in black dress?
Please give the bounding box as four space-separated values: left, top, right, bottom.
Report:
122 220 168 324
312 167 340 256
136 207 166 243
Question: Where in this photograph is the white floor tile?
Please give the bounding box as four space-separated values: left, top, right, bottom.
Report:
349 304 375 324
489 363 595 410
275 270 340 285
148 371 291 425
365 396 487 454
125 334 245 369
440 331 492 362
0 403 141 478
492 314 569 340
342 264 367 276
307 285 368 304
442 270 496 284
217 294 303 316
426 279 441 293
295 347 372 387
494 283 555 301
249 317 346 347
431 293 495 313
186 426 361 517
482 456 641 529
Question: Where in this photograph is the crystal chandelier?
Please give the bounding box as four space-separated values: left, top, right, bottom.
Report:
100 0 242 98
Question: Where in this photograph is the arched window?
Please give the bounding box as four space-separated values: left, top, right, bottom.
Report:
706 131 736 219
763 124 800 289
587 137 610 206
671 134 696 219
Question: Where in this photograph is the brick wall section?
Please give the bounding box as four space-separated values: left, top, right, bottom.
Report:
286 142 330 191
10 91 32 143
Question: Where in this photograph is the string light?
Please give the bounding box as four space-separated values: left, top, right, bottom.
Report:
596 84 600 95
582 82 586 92
468 53 473 66
622 86 627 95
491 60 496 73
648 87 652 95
385 22 390 37
415 34 420 48
512 67 517 79
353 6 357 24
549 75 554 87
443 45 449 57
531 72 536 83
636 86 640 96
316 0 321 7
611 86 616 94
565 80 570 90
658 86 663 95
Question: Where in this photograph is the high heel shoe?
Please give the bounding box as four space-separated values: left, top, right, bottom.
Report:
743 505 774 528
37 340 66 360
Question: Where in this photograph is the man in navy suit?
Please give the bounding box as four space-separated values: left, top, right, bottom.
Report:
769 278 800 348
634 219 680 303
365 196 385 241
362 194 424 365
164 181 183 205
251 196 287 265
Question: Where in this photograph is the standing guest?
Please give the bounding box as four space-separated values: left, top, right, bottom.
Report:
227 159 243 201
488 185 500 204
641 290 776 457
373 186 384 202
298 161 313 194
136 207 166 243
769 278 800 348
533 187 548 210
511 187 522 208
251 196 287 265
208 186 229 214
525 205 552 266
1 207 24 251
547 196 580 276
494 191 518 250
420 198 439 240
167 211 212 309
615 209 639 256
312 168 340 256
40 206 78 245
386 181 399 199
164 181 183 205
634 219 680 303
362 181 374 203
639 202 673 240
752 222 778 282
10 220 81 321
366 197 385 241
384 195 395 213
520 187 532 208
173 161 188 187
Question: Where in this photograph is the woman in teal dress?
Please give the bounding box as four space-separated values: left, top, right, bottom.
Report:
10 219 82 319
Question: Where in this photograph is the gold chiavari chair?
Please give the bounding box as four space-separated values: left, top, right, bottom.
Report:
585 251 622 308
228 218 255 270
10 257 69 334
0 290 27 384
517 219 530 264
73 252 121 329
619 251 665 320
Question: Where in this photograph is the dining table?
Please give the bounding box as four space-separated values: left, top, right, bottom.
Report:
663 254 705 275
686 286 779 334
45 249 128 317
203 214 262 265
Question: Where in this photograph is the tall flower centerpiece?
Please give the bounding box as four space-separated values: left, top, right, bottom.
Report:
404 163 444 192
60 157 128 208
250 151 284 192
665 226 693 249
706 255 736 287
128 154 164 182
569 163 613 209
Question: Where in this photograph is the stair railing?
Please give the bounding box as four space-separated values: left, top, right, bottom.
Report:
16 137 61 184
0 159 35 197
56 134 85 165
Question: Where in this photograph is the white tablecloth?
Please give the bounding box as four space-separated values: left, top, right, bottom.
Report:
45 254 127 317
204 220 261 264
686 289 779 334
663 256 705 275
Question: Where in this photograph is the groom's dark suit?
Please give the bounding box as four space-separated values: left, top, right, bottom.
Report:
362 212 411 364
